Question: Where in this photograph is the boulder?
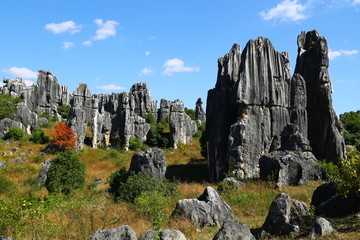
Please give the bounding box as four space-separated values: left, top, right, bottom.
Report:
309 217 333 239
10 158 23 163
89 225 136 240
213 220 255 240
311 182 337 208
139 230 186 240
173 187 233 227
129 148 166 178
0 236 13 240
38 159 52 183
0 162 5 169
261 193 309 236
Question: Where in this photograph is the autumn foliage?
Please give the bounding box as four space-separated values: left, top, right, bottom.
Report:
51 122 76 150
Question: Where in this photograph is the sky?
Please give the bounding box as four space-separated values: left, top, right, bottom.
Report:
0 0 359 114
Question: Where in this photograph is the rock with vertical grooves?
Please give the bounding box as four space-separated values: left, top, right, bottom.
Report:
195 98 206 124
129 148 166 179
158 98 171 121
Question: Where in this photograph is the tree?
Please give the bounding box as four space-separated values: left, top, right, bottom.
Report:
0 94 22 120
57 105 71 119
51 122 76 150
184 107 195 120
340 111 360 150
45 150 85 194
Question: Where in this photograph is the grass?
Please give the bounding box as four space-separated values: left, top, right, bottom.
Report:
0 137 359 240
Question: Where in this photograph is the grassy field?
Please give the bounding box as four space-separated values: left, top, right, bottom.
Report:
0 138 359 240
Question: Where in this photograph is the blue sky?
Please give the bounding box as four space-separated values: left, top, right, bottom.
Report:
0 0 359 114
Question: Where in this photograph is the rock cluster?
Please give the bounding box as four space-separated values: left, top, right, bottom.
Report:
0 73 198 149
206 30 345 181
129 148 166 178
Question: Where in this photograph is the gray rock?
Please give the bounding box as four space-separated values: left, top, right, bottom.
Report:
294 30 346 163
222 177 246 189
158 98 171 121
10 158 23 163
89 225 136 240
37 117 49 128
0 236 13 240
0 119 22 139
261 193 309 236
173 186 233 227
38 159 51 183
309 217 333 239
39 152 46 156
3 146 10 149
28 150 33 155
139 229 186 240
0 162 5 169
213 220 255 240
11 147 20 153
2 151 13 156
129 148 166 179
20 152 26 158
195 98 206 124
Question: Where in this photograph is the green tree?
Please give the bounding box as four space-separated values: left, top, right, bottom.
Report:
341 111 360 150
45 150 85 194
184 107 195 120
5 127 24 140
0 94 22 119
57 105 71 119
31 128 50 144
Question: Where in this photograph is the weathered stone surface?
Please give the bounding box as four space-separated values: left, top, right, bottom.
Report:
294 30 346 163
309 217 333 239
158 98 171 121
213 220 255 240
195 98 206 124
0 236 13 240
206 30 345 181
129 148 166 178
10 158 23 163
139 230 186 240
173 186 233 227
262 193 309 236
89 225 136 240
0 118 22 139
0 162 5 169
170 99 197 149
38 159 51 183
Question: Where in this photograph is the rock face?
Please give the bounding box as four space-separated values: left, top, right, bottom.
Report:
89 225 136 240
195 98 206 124
139 230 186 240
213 220 255 240
129 148 166 178
262 193 309 236
1 73 196 150
173 186 233 227
206 30 345 181
259 124 326 187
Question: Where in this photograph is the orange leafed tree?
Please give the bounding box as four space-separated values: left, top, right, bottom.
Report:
51 122 76 150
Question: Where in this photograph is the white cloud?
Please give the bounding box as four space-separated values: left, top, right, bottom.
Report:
140 67 154 75
163 58 200 76
148 36 156 40
82 41 92 46
45 20 82 34
3 67 37 79
260 0 309 22
353 0 360 4
62 41 74 49
96 84 125 91
93 19 119 40
328 49 358 60
145 51 151 56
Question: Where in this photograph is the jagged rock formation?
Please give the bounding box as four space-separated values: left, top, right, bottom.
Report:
259 124 326 187
206 30 345 181
173 186 233 227
1 72 197 149
195 98 206 124
129 148 166 178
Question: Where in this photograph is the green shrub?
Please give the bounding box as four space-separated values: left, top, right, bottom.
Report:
108 170 177 203
184 107 195 120
340 111 360 150
0 94 22 120
0 175 16 194
5 127 24 140
194 122 206 139
217 180 239 193
31 128 50 144
45 150 86 194
38 112 52 122
135 191 169 230
57 105 71 119
129 137 146 151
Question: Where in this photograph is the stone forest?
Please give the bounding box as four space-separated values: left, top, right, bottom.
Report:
0 30 359 240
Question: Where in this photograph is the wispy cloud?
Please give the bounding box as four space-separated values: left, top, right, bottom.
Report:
145 51 151 56
328 49 358 60
62 41 74 49
354 0 360 4
82 41 92 46
93 19 119 40
3 67 37 79
45 20 82 34
140 67 154 75
260 0 309 22
148 36 156 40
163 58 200 76
96 84 125 91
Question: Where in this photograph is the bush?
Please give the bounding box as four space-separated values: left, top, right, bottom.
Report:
5 127 24 140
38 112 52 122
0 94 22 120
45 150 86 194
108 169 177 203
31 128 50 144
217 180 239 193
146 115 170 149
184 107 195 120
129 137 146 151
341 111 360 150
57 105 71 119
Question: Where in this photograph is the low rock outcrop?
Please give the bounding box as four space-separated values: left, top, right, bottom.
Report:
89 225 136 240
129 148 166 178
259 124 326 187
173 186 233 227
309 217 333 239
213 220 255 240
261 193 309 236
206 30 345 181
139 230 186 240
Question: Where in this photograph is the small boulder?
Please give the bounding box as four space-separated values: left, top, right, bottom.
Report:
39 159 52 183
20 152 26 158
139 229 186 240
0 237 13 240
0 162 5 169
261 193 309 236
89 225 136 240
309 217 333 239
10 158 23 163
213 220 255 240
2 151 13 157
129 148 166 178
173 187 233 227
11 147 20 153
